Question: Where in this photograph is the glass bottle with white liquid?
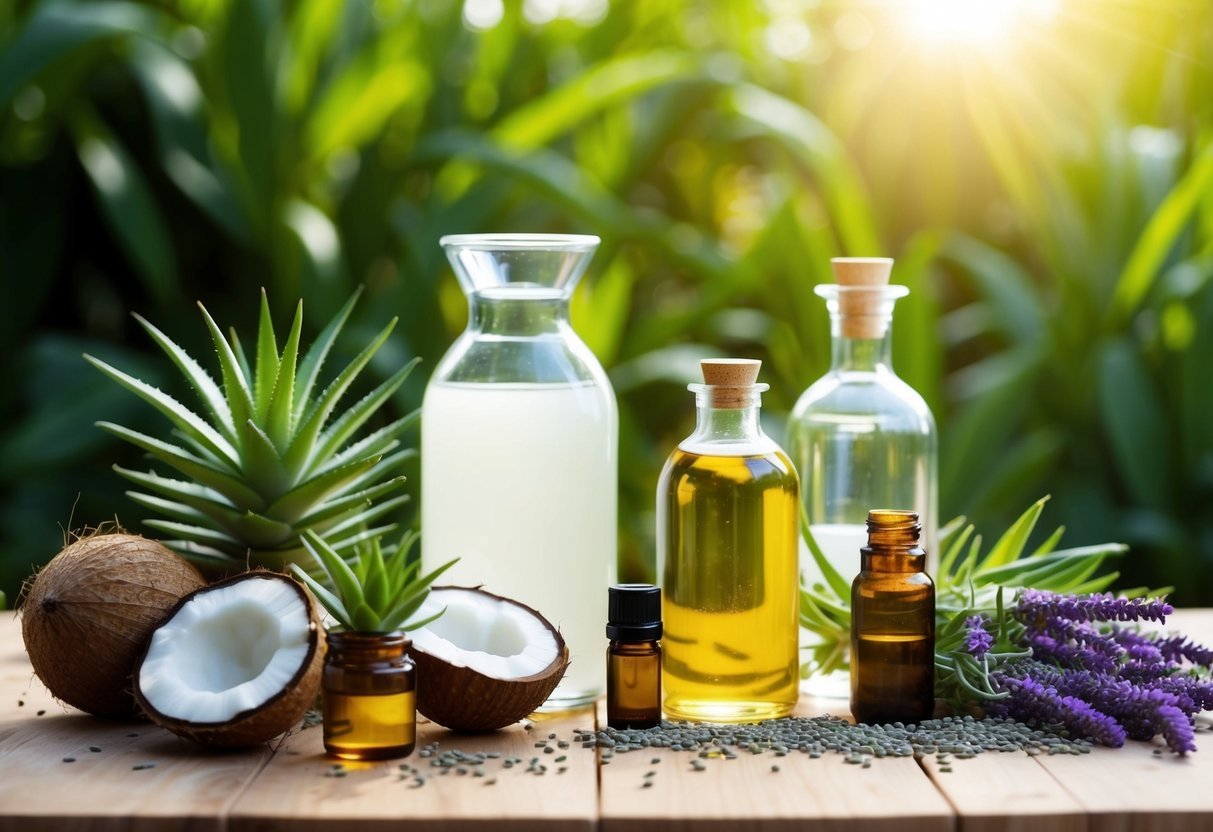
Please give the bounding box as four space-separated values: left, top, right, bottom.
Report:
787 257 937 697
421 234 617 710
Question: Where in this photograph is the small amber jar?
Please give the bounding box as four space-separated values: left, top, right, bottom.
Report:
606 584 662 729
323 631 416 761
850 510 935 725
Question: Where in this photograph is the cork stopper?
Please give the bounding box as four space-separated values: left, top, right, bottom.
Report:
831 257 894 339
699 359 764 408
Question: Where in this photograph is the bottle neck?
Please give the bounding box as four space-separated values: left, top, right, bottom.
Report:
469 291 569 336
861 510 925 573
688 389 766 445
326 631 409 665
830 314 893 373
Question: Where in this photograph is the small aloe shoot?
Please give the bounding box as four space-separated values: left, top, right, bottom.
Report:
291 529 456 633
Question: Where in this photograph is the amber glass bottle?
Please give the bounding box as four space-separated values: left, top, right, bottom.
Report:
850 510 935 725
323 632 416 760
606 584 662 729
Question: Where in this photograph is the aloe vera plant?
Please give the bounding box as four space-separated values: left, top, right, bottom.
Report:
85 289 417 571
292 529 455 633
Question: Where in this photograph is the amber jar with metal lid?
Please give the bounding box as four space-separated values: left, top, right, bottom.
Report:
323 631 416 760
850 510 935 725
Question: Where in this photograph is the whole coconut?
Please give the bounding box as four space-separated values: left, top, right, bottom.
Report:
21 533 207 718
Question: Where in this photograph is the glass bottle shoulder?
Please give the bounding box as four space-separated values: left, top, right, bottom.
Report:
790 369 934 433
430 323 613 388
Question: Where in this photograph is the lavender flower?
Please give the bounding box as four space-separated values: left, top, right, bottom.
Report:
964 615 994 658
990 672 1126 748
1155 635 1213 667
1014 590 1173 625
1025 632 1118 674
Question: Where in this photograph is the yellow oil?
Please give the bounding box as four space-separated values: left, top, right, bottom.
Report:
323 690 416 761
658 448 800 722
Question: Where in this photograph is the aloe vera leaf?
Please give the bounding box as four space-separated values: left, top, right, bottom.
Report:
253 290 280 422
319 494 410 540
266 300 303 450
85 355 240 470
321 411 418 471
294 287 362 425
197 303 255 433
295 477 408 527
311 358 419 463
132 313 235 440
98 422 265 509
144 519 241 549
302 530 366 614
265 455 380 520
285 317 398 475
290 564 352 629
938 522 975 583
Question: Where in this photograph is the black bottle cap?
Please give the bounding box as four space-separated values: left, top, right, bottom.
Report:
606 584 662 641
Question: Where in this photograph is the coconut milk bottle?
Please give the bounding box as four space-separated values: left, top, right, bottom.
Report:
421 235 617 710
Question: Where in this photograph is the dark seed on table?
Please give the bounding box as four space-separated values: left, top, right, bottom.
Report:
36 710 45 717
89 747 102 753
62 757 75 763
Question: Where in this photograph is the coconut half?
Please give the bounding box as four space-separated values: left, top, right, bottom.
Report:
134 572 324 747
407 586 568 732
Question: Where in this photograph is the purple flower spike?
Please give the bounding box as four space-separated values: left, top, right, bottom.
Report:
1015 590 1173 625
964 615 994 658
1155 635 1213 668
992 673 1126 748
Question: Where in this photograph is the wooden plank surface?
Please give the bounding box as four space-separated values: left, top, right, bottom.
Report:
229 707 600 832
0 613 270 832
3 610 1213 830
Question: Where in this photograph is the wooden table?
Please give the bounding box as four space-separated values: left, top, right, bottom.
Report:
2 610 1211 832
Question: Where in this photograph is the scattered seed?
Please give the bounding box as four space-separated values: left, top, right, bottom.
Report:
17 700 23 707
544 746 555 754
548 733 557 740
771 765 780 772
126 732 138 738
36 710 46 717
89 746 102 753
642 781 653 788
485 778 497 786
62 757 75 763
132 763 156 771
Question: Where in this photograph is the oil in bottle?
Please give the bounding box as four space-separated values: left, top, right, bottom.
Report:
323 632 416 761
606 584 662 729
850 510 935 725
657 359 800 723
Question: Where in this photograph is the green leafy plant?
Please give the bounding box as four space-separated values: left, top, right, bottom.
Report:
291 529 455 633
799 496 1129 680
85 290 417 571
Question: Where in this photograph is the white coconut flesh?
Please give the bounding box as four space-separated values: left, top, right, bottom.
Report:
138 578 312 724
409 589 560 680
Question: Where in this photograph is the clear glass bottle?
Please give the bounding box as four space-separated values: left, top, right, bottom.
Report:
421 234 618 710
658 359 800 723
606 584 662 730
787 257 937 695
850 510 935 725
323 632 416 761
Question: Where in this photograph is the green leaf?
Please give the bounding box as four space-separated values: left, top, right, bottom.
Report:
267 301 303 449
290 565 352 629
285 317 398 475
322 411 418 472
311 358 420 463
144 519 242 550
938 522 974 582
132 313 235 440
254 290 281 422
73 114 178 306
198 303 255 434
800 504 849 601
0 0 162 109
305 60 423 162
318 495 410 540
85 354 240 471
294 288 362 425
295 477 408 527
97 422 265 510
1097 338 1174 508
301 530 366 615
981 496 1049 569
265 455 382 522
1112 140 1213 324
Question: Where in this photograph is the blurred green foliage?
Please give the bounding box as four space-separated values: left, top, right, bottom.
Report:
1 0 1211 603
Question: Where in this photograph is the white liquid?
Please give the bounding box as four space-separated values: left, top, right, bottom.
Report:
799 523 867 698
421 381 617 708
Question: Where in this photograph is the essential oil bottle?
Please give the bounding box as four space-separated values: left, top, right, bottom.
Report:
658 359 800 723
322 632 416 760
850 510 935 725
606 584 662 729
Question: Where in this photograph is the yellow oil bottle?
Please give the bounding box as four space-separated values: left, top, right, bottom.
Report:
657 359 800 722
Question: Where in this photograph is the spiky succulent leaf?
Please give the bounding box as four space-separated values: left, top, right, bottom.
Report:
296 529 455 633
92 292 416 570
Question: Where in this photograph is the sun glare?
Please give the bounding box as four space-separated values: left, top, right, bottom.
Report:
897 0 1058 47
